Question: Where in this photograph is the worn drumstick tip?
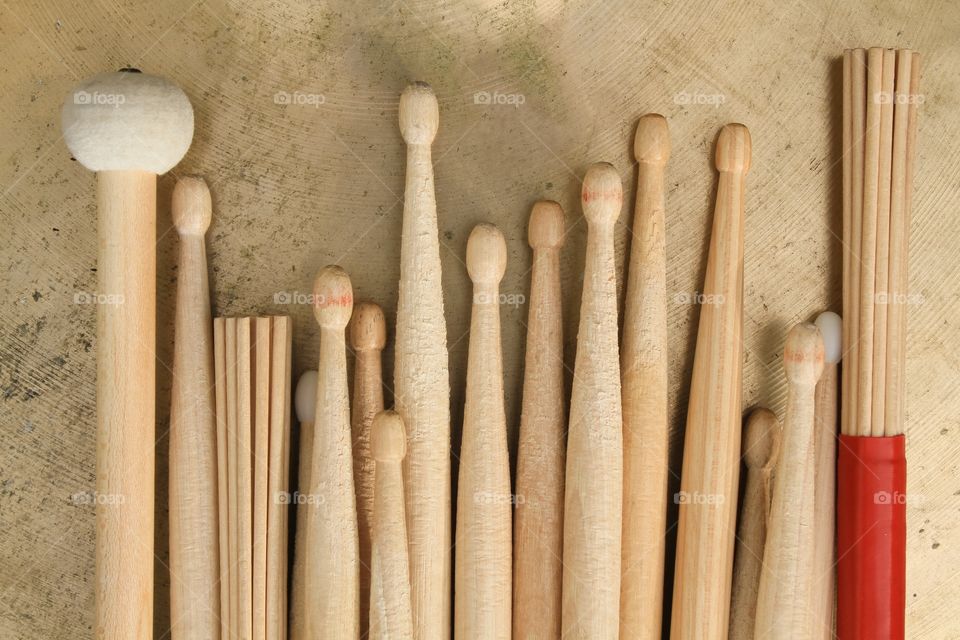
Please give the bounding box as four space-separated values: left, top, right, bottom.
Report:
349 302 387 353
528 201 565 250
715 123 752 174
466 223 507 285
743 408 781 472
815 311 842 367
171 176 212 236
295 371 318 425
313 266 354 329
371 410 407 462
634 113 671 166
784 323 826 386
399 81 439 145
581 162 623 225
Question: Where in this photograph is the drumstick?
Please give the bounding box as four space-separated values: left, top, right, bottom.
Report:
225 318 240 636
289 370 317 640
455 224 512 638
253 318 271 640
61 69 193 639
350 301 387 638
303 266 359 638
670 124 750 640
213 319 230 634
620 113 670 640
513 201 565 640
237 318 254 639
369 410 415 640
813 311 842 639
562 162 624 638
395 81 452 640
728 408 781 640
841 50 853 440
168 176 219 640
755 323 825 639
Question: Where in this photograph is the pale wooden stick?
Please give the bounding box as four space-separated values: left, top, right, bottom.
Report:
253 318 271 640
813 311 841 640
841 50 853 439
620 113 670 640
214 318 230 638
513 201 565 640
289 370 316 640
225 317 239 636
369 411 415 640
728 408 780 640
237 318 254 639
755 323 825 639
870 48 896 437
266 317 292 640
455 224 512 638
671 124 750 639
846 48 866 437
395 81 452 640
562 163 623 638
349 302 387 638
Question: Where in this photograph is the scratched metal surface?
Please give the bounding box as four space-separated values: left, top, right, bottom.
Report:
1 1 958 637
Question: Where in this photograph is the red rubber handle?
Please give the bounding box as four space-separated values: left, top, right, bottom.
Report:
836 434 906 640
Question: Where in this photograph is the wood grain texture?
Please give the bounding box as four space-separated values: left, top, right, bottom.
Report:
620 114 670 640
513 201 565 640
562 163 623 640
266 317 292 640
670 124 750 640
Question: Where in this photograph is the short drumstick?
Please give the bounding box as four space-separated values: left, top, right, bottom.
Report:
303 266 359 638
169 176 220 640
728 408 780 640
289 370 317 640
62 69 193 639
755 323 825 639
350 302 387 638
455 223 512 638
562 163 623 638
620 113 671 640
395 81 452 640
671 124 750 640
369 410 415 640
513 201 565 640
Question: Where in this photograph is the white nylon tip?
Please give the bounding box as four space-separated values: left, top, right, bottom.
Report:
815 311 842 364
294 370 318 423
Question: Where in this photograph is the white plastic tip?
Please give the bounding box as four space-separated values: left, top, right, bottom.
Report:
294 370 318 423
815 311 843 365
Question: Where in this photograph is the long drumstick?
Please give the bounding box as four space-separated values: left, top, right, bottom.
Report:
169 176 220 639
755 323 825 638
62 70 193 639
671 124 750 639
395 81 452 640
455 223 512 638
289 370 317 640
350 301 387 638
303 266 359 638
513 201 565 640
562 163 624 638
728 408 780 640
370 411 415 640
620 113 670 640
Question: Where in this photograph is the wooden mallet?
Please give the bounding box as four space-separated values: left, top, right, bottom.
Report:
62 70 193 640
562 162 624 638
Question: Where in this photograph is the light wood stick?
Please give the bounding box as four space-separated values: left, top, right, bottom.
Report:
455 224 512 639
61 70 193 639
289 370 317 640
813 311 841 640
562 163 623 639
350 302 387 638
237 318 254 640
755 323 825 639
395 81 452 640
369 410 415 640
620 113 670 640
846 48 866 437
513 201 565 640
670 124 750 640
225 318 240 637
169 176 220 640
841 50 853 439
214 318 230 638
266 317 292 640
253 318 271 640
728 408 780 640
303 266 359 639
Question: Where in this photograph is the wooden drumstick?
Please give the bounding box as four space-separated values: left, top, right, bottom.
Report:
303 266 359 639
455 224 512 638
755 323 825 639
671 123 750 640
369 410 415 640
395 81 452 640
289 369 317 640
350 302 387 638
513 201 565 640
813 311 841 639
562 162 624 638
61 70 193 640
620 113 670 640
728 408 781 640
169 176 219 639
